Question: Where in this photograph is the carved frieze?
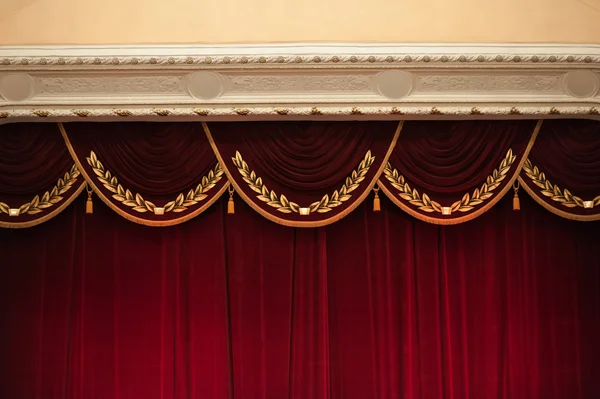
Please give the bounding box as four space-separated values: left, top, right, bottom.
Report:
229 74 372 92
0 44 599 121
37 75 184 95
417 74 561 92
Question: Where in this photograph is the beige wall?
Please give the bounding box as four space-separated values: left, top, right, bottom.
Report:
1 0 599 45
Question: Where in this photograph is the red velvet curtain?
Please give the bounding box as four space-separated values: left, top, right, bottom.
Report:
0 123 84 226
387 120 536 198
520 119 600 219
528 120 600 199
66 123 219 201
209 121 398 224
1 193 599 399
63 122 226 225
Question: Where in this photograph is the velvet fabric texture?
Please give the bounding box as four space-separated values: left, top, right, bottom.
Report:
387 120 536 198
0 123 84 227
208 121 399 224
1 194 599 399
528 119 600 198
63 122 227 225
521 119 600 218
2 120 600 227
379 120 539 223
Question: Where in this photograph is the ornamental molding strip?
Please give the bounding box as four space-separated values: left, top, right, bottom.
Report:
0 44 599 123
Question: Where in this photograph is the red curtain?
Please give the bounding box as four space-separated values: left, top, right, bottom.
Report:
209 121 398 224
63 122 226 225
0 123 84 227
1 193 599 399
520 119 600 219
528 119 600 199
386 120 536 198
65 123 219 201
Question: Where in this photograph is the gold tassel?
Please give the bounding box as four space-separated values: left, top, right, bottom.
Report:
85 185 94 214
227 185 235 214
513 181 520 211
373 186 381 212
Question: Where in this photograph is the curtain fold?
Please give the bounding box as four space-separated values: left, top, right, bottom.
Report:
1 193 598 399
0 123 85 228
378 120 540 224
1 120 600 229
61 122 228 226
519 119 600 221
205 121 401 227
53 196 231 399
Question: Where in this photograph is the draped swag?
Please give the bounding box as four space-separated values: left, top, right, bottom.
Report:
378 119 541 224
0 119 599 227
519 119 600 221
0 123 85 228
62 123 228 227
204 121 400 226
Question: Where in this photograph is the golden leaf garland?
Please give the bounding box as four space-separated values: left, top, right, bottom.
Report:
86 151 223 214
232 150 375 214
382 149 516 214
382 165 442 213
163 163 224 212
450 148 516 212
0 164 80 216
523 158 600 208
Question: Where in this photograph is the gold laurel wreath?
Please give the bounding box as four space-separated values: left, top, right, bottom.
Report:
383 148 516 213
0 164 80 216
232 150 375 214
382 165 442 213
523 158 600 208
87 151 223 213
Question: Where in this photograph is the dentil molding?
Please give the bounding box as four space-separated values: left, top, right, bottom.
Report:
0 44 599 123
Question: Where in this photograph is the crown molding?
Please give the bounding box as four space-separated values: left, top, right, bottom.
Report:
0 44 599 123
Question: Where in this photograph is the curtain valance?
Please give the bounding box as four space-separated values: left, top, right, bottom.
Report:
0 119 599 228
519 119 600 221
0 123 85 228
62 123 227 226
205 121 400 227
378 120 541 224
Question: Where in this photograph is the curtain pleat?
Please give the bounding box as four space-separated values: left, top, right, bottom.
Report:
2 120 600 226
0 123 85 227
62 122 228 226
1 194 599 399
206 121 400 226
378 120 540 224
519 119 600 220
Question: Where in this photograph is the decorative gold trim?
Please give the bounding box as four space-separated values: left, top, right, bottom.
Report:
1 107 600 123
203 121 403 227
381 165 442 213
87 151 224 214
382 149 515 215
232 150 374 214
0 164 85 228
0 164 80 216
59 123 229 227
518 160 600 222
378 120 543 225
87 151 157 213
522 158 600 208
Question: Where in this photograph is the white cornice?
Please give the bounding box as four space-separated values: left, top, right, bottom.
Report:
0 44 599 123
